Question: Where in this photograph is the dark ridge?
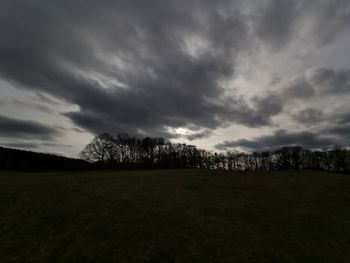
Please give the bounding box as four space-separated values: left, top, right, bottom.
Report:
0 146 90 171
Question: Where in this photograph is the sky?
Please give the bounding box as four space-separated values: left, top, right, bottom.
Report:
0 0 350 157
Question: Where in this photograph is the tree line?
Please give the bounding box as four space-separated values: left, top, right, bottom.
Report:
81 133 350 173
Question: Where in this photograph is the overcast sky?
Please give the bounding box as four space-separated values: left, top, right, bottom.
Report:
1 0 350 157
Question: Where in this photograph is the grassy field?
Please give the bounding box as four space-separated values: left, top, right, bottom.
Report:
0 169 349 262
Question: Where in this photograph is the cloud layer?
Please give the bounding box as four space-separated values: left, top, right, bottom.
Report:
215 130 338 152
0 115 58 140
0 0 350 154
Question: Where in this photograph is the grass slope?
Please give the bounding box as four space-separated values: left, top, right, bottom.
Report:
0 170 349 262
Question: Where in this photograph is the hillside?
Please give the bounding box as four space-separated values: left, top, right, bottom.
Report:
0 146 90 171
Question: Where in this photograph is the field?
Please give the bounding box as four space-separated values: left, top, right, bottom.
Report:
0 169 349 262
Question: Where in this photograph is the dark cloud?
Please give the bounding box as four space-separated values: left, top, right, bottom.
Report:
283 68 350 97
252 92 284 121
185 130 212 141
0 1 349 140
321 123 350 145
289 107 350 140
215 129 337 152
293 108 323 125
0 115 58 140
254 0 350 49
255 0 298 49
337 114 350 124
12 99 54 113
0 0 272 138
283 77 316 99
0 142 38 149
302 0 350 46
71 127 85 134
252 67 350 122
41 142 73 148
307 68 350 94
306 121 350 153
250 73 318 121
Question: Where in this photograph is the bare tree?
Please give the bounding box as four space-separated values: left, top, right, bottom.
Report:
80 133 117 162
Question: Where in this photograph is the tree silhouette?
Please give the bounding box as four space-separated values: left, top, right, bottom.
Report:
79 133 350 174
80 133 117 163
